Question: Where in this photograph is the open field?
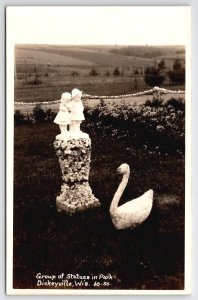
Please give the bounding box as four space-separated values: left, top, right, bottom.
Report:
16 45 154 67
14 45 185 106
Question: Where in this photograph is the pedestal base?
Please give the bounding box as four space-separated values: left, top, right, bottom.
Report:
56 182 100 215
54 137 100 215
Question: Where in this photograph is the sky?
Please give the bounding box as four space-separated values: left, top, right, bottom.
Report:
7 6 190 45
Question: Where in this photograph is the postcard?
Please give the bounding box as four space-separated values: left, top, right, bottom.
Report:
6 6 191 295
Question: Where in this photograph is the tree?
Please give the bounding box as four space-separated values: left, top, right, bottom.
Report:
173 58 182 71
144 67 165 87
168 59 185 85
113 67 120 76
14 110 24 125
158 59 166 70
33 105 45 123
168 68 185 85
89 69 98 76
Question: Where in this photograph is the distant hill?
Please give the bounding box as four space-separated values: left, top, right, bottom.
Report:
15 44 185 72
110 45 185 59
15 45 154 68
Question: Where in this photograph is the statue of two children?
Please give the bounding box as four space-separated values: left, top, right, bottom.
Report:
54 88 89 140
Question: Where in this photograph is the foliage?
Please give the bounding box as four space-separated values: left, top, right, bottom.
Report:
14 110 33 125
15 106 57 124
14 110 25 125
173 59 182 71
158 59 166 70
168 59 185 85
166 97 185 110
110 45 183 58
168 69 185 85
145 98 163 107
86 97 185 154
28 75 43 85
113 67 120 76
105 70 110 76
32 105 46 123
45 108 56 122
71 70 79 76
144 67 165 87
89 69 99 76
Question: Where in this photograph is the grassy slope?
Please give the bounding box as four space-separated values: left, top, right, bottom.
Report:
13 122 184 289
14 45 185 103
15 48 97 66
16 45 153 67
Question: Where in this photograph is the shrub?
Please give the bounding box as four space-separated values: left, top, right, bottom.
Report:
89 69 98 76
157 59 166 70
168 59 185 85
86 98 185 154
105 70 110 76
71 70 79 76
14 111 33 125
45 109 56 122
14 110 25 125
145 98 163 107
33 105 46 123
113 67 120 76
28 77 43 85
168 69 185 85
165 97 185 110
144 67 165 87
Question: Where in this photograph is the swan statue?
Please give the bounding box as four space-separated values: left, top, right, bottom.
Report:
110 163 154 230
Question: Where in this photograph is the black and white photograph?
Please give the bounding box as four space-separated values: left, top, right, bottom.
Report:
6 6 191 295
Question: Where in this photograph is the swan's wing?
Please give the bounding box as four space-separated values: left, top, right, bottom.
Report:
117 189 153 214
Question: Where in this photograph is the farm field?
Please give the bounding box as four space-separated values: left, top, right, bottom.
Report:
14 44 185 104
15 45 154 67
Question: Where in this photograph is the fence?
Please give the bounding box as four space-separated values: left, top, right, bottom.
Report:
14 86 185 106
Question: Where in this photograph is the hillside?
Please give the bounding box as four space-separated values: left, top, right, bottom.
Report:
110 45 185 59
15 48 97 66
15 45 154 67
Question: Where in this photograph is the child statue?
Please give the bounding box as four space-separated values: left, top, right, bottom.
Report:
68 88 89 139
54 92 71 140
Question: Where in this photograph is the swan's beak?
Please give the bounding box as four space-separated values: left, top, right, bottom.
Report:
117 167 122 174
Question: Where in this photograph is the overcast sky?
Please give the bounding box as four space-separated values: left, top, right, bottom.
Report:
7 6 190 45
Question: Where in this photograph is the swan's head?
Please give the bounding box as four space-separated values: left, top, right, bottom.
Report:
117 163 130 174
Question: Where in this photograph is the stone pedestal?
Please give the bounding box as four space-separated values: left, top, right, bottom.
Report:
53 138 100 215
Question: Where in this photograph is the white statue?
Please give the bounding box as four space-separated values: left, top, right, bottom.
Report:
110 163 153 230
68 88 89 139
54 92 71 140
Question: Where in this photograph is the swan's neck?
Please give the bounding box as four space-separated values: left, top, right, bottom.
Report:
110 172 130 214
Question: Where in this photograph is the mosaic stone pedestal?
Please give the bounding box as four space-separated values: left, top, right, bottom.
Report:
53 138 100 215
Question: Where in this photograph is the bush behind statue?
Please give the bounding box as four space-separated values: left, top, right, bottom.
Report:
85 97 185 154
14 97 184 154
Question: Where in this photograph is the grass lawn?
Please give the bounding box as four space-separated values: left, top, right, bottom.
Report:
13 122 185 290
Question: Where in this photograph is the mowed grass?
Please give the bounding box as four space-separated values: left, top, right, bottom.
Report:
13 122 184 290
